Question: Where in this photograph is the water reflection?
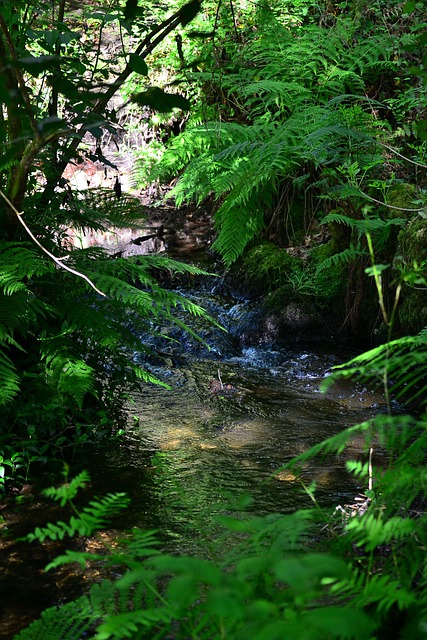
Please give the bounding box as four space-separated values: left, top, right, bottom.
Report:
85 345 385 553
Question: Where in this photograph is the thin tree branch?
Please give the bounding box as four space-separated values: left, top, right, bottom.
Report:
360 189 427 212
42 8 185 200
229 0 239 41
378 141 427 169
93 14 182 114
0 189 106 297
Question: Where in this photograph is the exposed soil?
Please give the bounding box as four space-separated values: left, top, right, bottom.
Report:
0 479 127 639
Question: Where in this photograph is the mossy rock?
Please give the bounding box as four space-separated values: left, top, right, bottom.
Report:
396 218 427 264
233 241 303 294
394 217 427 333
386 183 419 217
264 285 302 313
260 287 328 342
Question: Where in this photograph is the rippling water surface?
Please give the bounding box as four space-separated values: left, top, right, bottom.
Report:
2 220 390 638
84 341 385 554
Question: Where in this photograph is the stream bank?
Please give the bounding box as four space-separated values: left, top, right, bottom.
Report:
0 201 393 639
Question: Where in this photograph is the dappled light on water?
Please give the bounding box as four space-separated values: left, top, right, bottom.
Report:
83 344 389 556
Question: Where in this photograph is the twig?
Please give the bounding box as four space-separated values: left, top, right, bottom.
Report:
229 0 240 41
0 189 106 297
368 446 373 492
379 141 427 169
359 189 427 212
217 368 224 390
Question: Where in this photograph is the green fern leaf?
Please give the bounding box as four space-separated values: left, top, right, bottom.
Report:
316 243 366 271
346 514 417 551
324 329 427 405
0 348 20 405
42 471 91 505
23 492 130 542
45 549 104 572
95 609 171 640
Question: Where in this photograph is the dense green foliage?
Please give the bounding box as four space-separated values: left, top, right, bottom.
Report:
14 382 427 639
0 0 208 485
133 0 427 335
1 0 426 638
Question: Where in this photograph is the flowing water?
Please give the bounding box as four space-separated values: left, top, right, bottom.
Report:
1 215 388 637
81 280 386 555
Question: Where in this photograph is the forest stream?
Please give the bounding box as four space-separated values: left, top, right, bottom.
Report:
0 206 389 638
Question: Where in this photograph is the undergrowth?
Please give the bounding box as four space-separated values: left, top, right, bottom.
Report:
13 407 427 639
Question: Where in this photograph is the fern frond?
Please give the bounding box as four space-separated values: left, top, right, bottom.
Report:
45 549 104 572
0 241 53 295
0 291 41 336
60 189 148 232
42 471 90 506
212 200 265 267
318 67 366 95
23 492 130 542
0 348 20 406
281 418 376 470
95 608 172 639
237 80 312 115
41 352 96 409
122 528 161 560
316 243 366 271
334 572 416 614
346 514 419 551
321 212 406 237
132 254 213 277
129 364 169 388
323 330 427 405
0 243 57 405
13 574 169 640
13 597 93 640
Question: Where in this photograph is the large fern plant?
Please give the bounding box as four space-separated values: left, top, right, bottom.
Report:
134 1 408 266
13 396 427 639
0 218 214 439
0 0 208 474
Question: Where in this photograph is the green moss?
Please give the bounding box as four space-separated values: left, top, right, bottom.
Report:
395 217 427 333
386 183 419 216
237 241 303 293
309 240 348 306
397 218 427 265
310 238 339 263
239 237 349 307
398 289 427 334
264 285 300 313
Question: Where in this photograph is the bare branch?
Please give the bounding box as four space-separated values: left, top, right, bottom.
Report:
379 141 427 170
359 189 427 213
0 189 106 297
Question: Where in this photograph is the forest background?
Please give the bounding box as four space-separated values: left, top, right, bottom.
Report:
0 0 426 638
